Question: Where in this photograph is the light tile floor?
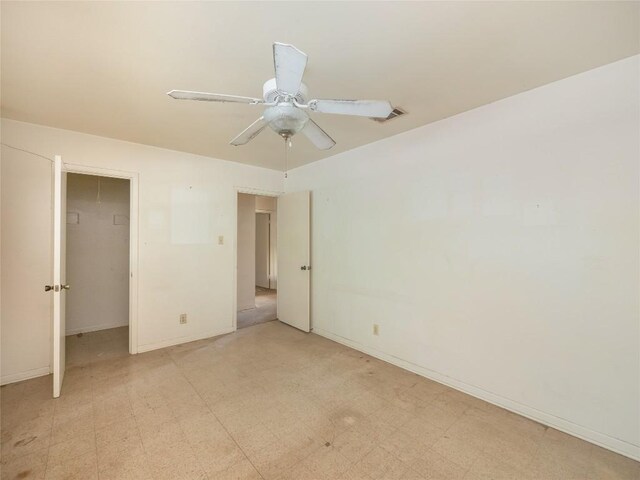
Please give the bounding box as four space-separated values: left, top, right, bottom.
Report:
1 322 638 480
66 326 130 368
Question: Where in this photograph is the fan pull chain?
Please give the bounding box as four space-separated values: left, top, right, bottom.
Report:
283 136 292 178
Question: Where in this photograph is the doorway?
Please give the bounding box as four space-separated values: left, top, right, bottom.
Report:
237 193 278 329
65 173 131 366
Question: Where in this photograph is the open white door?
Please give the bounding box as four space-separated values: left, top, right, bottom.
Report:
52 155 67 398
277 191 311 332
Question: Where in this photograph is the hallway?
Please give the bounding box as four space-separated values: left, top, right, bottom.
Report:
237 287 277 329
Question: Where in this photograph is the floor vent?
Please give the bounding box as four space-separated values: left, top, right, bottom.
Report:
372 107 407 123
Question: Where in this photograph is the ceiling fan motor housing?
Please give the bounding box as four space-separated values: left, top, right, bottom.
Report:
262 78 308 103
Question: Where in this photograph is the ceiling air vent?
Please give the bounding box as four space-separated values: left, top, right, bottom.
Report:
372 107 407 123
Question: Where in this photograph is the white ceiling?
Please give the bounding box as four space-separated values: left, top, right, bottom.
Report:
2 1 638 170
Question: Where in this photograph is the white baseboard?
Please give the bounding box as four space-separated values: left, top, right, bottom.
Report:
137 328 235 353
66 322 128 336
1 366 50 386
313 327 640 461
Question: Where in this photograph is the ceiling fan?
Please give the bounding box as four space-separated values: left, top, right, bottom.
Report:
167 42 393 151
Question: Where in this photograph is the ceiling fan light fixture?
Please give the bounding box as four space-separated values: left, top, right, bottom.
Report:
264 102 309 138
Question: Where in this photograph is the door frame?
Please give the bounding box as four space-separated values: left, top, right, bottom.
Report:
233 187 282 331
64 163 140 354
52 155 66 398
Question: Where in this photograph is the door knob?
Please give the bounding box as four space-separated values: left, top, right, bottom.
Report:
300 266 311 271
61 284 70 290
44 285 53 292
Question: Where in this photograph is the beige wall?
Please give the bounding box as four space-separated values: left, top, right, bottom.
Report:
66 173 130 334
255 195 277 290
255 212 270 289
286 56 640 459
237 193 256 311
255 195 276 211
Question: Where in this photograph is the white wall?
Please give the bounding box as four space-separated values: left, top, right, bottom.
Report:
286 56 640 459
66 173 130 335
0 146 52 384
237 193 256 311
0 119 283 375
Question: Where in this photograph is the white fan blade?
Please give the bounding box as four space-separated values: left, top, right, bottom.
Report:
230 117 268 146
302 119 335 150
273 43 308 95
168 90 263 105
309 99 393 118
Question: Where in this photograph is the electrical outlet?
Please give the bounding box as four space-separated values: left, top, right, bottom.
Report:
218 235 224 245
373 324 379 336
180 314 187 324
